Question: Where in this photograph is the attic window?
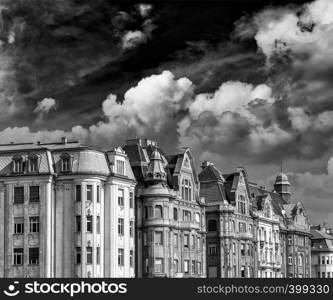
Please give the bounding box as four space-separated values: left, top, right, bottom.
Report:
28 154 39 173
60 153 72 172
181 178 192 201
12 155 23 173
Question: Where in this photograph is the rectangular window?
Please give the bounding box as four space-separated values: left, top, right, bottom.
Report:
288 256 293 265
118 218 124 236
155 258 163 273
86 247 93 264
96 216 100 234
29 247 39 265
191 234 195 250
14 217 24 234
155 231 163 245
76 247 81 264
288 236 292 245
197 237 201 250
96 185 100 203
13 248 23 265
76 216 81 232
174 259 178 273
116 160 125 175
86 185 92 201
96 247 100 265
143 232 147 246
76 185 81 202
184 234 189 248
183 210 191 222
129 191 134 208
14 187 24 204
130 250 134 267
29 186 39 202
174 233 178 248
118 248 124 266
29 216 39 233
184 260 189 274
130 220 134 237
118 189 124 206
208 244 217 255
197 262 202 275
86 215 93 233
191 260 196 274
241 244 245 256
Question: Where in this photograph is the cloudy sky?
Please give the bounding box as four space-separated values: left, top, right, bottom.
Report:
0 0 332 227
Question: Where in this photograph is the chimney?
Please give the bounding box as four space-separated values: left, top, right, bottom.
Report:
201 161 213 170
61 137 67 144
37 141 41 145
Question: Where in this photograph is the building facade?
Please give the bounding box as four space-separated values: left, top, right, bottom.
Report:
311 224 333 278
0 139 136 278
124 138 206 278
199 161 312 278
199 163 257 278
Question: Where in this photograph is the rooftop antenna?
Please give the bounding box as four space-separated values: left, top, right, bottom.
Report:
280 160 283 174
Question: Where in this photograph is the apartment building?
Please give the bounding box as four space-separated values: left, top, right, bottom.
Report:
0 139 136 278
311 224 333 278
123 138 206 278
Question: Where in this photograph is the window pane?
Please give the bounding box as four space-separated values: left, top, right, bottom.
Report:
76 216 81 232
29 216 39 233
76 185 81 202
14 217 24 234
29 186 39 203
29 247 39 265
86 247 93 264
86 215 93 233
14 187 24 204
118 189 124 206
86 185 92 201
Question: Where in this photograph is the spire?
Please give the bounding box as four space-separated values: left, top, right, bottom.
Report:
145 149 166 183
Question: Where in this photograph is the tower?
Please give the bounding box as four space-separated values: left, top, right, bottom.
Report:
274 172 291 203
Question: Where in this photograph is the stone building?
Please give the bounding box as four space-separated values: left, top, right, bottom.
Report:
311 224 333 278
199 161 312 278
0 138 136 278
199 163 256 278
123 138 206 278
250 174 312 278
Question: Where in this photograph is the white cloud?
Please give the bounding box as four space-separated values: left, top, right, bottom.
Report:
121 30 147 49
136 3 152 18
238 0 333 63
34 98 57 114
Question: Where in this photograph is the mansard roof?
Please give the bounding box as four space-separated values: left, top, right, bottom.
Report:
0 139 132 179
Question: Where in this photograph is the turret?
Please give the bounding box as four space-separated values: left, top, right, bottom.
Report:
274 172 291 203
145 150 166 183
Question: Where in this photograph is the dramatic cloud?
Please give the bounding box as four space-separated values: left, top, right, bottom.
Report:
136 4 153 18
34 98 57 114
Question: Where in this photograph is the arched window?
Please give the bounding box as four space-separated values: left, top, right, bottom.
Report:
155 205 163 219
208 219 217 232
12 155 23 173
28 154 39 172
264 204 271 218
173 208 178 221
60 153 71 172
181 178 192 201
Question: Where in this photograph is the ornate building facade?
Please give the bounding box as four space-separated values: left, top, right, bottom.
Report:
0 139 136 278
123 139 206 278
311 224 333 278
199 161 312 278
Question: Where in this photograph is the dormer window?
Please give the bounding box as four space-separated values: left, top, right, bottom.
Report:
60 153 72 172
116 160 125 175
28 154 39 173
181 178 192 201
12 155 23 173
184 157 190 169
